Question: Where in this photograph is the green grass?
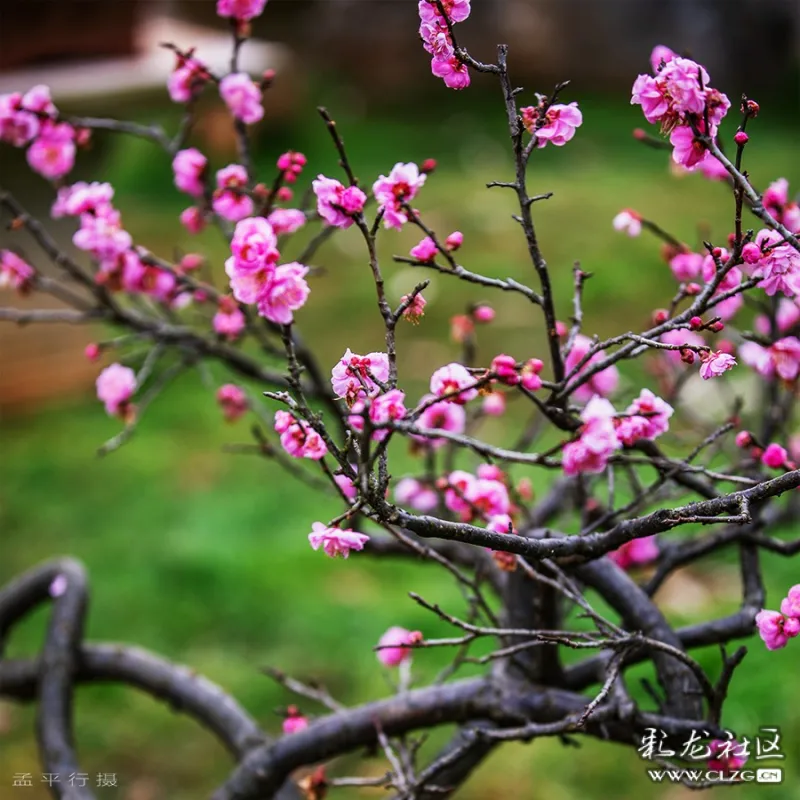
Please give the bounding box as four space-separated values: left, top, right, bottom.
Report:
1 89 800 798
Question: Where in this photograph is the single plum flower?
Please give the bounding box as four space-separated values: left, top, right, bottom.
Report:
308 522 369 558
376 626 422 667
96 364 136 419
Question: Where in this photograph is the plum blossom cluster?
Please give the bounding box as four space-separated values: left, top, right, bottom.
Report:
0 85 78 180
563 390 673 476
755 584 800 650
418 0 471 89
631 45 730 171
225 217 310 324
274 411 327 460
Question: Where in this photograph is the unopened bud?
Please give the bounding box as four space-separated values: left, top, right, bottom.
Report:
709 320 725 333
743 99 760 117
712 246 723 259
680 348 695 365
653 309 669 325
733 130 749 146
689 316 703 330
633 128 647 140
421 158 437 174
685 282 702 296
735 430 752 448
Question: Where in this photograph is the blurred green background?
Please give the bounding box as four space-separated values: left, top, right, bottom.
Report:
2 28 800 800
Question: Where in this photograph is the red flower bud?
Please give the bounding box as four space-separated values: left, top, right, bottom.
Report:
685 282 702 296
653 309 669 325
421 158 437 174
734 131 749 146
689 316 703 330
709 320 725 333
680 348 695 365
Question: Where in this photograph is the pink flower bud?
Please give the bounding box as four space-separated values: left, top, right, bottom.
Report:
276 186 293 202
741 242 761 264
516 477 534 501
482 392 506 416
84 343 101 362
421 158 437 174
445 231 464 251
473 304 494 323
282 706 309 735
376 627 422 667
712 246 723 259
180 206 206 234
685 282 702 295
520 358 544 391
450 314 474 343
180 253 204 272
632 128 647 140
744 99 760 117
217 384 248 421
709 320 725 333
689 316 703 330
735 431 752 448
491 354 519 385
733 131 749 146
680 348 695 365
555 320 569 337
762 443 788 469
653 309 669 325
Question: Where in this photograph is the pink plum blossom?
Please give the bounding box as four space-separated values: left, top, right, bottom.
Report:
395 477 439 512
615 389 673 446
217 384 248 421
369 389 407 429
564 334 619 402
420 18 453 59
372 163 427 229
418 0 471 24
562 397 621 476
331 349 390 404
413 394 466 448
377 626 422 667
780 584 800 619
308 522 369 558
762 178 800 232
431 55 471 90
228 216 280 274
473 304 494 323
491 354 519 385
608 536 659 570
750 229 800 297
520 359 544 392
762 443 788 469
73 208 132 262
660 329 705 364
612 209 642 237
274 410 327 460
754 299 800 336
697 155 730 182
482 392 506 416
172 148 207 197
443 470 475 518
0 250 35 292
430 362 478 404
670 124 712 170
256 262 310 324
649 45 677 73
0 92 39 146
267 208 306 235
312 176 366 229
220 73 264 125
465 477 510 520
410 236 438 262
180 206 207 234
669 251 703 282
213 298 246 340
26 121 76 180
445 231 463 250
167 56 210 104
486 513 515 535
213 164 254 222
401 292 427 324
755 609 800 650
708 740 748 774
217 0 268 21
57 181 114 217
334 473 357 502
96 364 136 418
740 337 800 381
528 102 583 148
698 350 736 380
282 708 308 735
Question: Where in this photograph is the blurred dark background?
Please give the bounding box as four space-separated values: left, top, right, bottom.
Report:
1 2 799 799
